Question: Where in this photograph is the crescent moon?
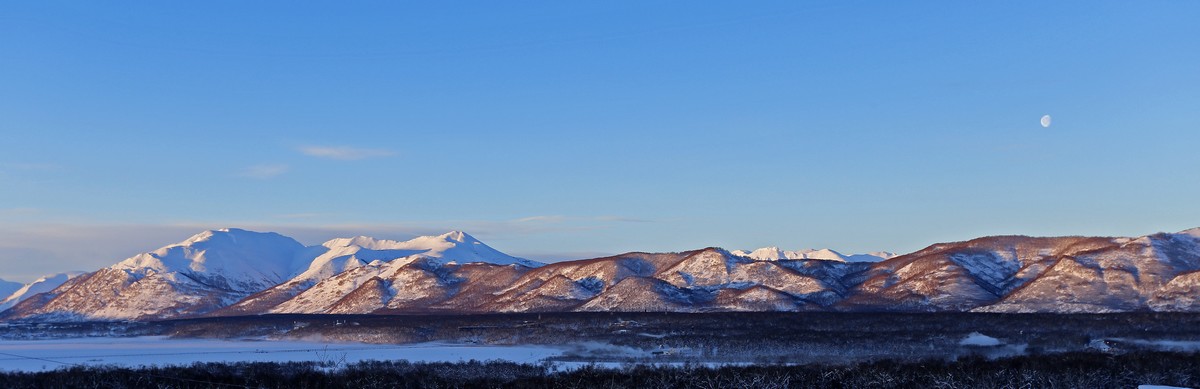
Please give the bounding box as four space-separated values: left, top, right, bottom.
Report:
1040 115 1052 128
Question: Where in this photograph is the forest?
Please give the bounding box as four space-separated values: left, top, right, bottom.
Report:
1 351 1198 388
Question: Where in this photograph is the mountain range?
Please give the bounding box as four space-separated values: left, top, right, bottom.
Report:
2 227 1199 321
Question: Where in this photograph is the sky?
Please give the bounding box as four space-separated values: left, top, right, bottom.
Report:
1 2 1199 282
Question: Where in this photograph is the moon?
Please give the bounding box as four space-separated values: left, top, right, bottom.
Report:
1040 115 1052 128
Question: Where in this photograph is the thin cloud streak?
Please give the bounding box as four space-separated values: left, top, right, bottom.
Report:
298 146 396 160
273 213 326 219
513 215 655 224
513 215 567 223
595 216 654 223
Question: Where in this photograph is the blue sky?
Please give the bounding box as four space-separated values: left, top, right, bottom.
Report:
2 2 1198 282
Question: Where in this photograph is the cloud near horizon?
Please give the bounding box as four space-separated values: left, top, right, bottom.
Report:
298 146 396 160
594 216 654 223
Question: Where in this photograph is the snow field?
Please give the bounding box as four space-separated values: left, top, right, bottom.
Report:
0 337 562 372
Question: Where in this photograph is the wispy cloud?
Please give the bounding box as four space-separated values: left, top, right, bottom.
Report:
273 213 326 219
513 215 568 223
299 146 396 160
595 216 654 223
237 164 289 179
513 215 654 224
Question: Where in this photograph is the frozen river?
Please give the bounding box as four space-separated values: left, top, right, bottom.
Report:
0 337 564 372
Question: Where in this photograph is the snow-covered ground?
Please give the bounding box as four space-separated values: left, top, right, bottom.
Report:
1109 338 1200 352
959 332 1002 346
0 337 562 372
0 337 780 373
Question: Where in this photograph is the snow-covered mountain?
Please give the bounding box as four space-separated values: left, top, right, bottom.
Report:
1 229 542 321
0 278 20 301
1 229 309 321
840 229 1200 313
731 247 895 262
5 227 1200 321
218 231 541 315
0 272 86 311
497 248 864 313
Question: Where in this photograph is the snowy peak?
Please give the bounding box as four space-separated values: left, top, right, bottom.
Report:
313 231 540 267
0 229 311 321
0 279 20 300
0 272 86 311
255 231 536 315
390 231 542 267
440 230 469 242
805 248 847 261
848 252 898 262
733 247 786 261
199 230 541 317
401 230 475 251
732 247 893 262
111 228 308 291
321 235 416 251
297 235 429 282
11 227 1200 320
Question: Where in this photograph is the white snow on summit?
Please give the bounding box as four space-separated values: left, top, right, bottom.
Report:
731 247 894 262
262 231 535 315
0 272 86 311
8 226 1200 320
0 229 313 320
111 228 309 291
396 231 543 267
291 231 540 284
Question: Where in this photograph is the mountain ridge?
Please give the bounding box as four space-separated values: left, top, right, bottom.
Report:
0 272 87 312
3 227 1200 321
731 247 895 262
0 279 20 301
